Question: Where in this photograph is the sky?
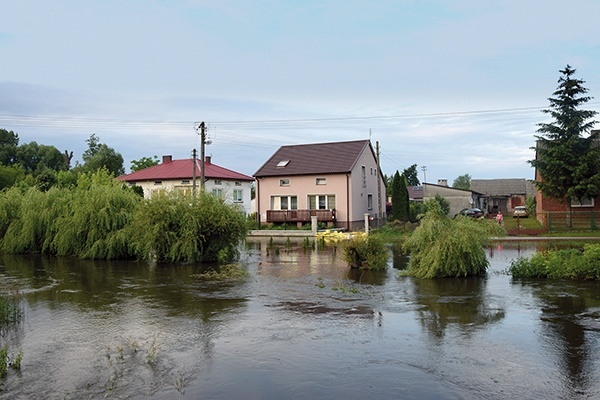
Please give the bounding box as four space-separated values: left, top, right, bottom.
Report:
1 0 600 184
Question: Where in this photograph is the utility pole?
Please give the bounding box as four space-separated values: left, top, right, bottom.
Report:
376 140 382 227
192 148 197 193
199 122 206 191
195 121 209 191
421 165 427 184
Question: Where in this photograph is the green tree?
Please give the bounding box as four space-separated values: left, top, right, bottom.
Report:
529 66 599 221
15 142 64 175
452 174 471 190
0 129 19 166
390 171 401 220
130 156 159 172
0 164 25 190
433 194 451 216
402 163 420 186
81 134 125 176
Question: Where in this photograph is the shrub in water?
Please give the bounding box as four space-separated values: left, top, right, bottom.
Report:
509 243 600 280
341 234 389 270
403 201 504 278
128 190 247 263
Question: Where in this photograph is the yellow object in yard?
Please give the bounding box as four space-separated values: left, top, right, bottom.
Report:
315 230 366 243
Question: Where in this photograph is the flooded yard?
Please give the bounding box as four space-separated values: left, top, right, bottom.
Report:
0 239 599 399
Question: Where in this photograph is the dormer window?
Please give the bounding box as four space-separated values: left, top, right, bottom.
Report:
276 160 290 168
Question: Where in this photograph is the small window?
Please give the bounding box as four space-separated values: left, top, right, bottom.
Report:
233 189 243 202
316 178 327 185
154 181 162 186
235 181 242 186
214 180 222 186
280 178 290 187
572 197 594 207
181 180 190 185
367 194 373 210
276 160 290 167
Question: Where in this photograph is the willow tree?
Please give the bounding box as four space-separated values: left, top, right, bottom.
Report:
529 65 600 223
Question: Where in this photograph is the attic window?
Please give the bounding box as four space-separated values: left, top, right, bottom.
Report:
276 160 290 168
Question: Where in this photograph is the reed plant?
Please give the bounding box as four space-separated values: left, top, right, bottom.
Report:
403 201 504 278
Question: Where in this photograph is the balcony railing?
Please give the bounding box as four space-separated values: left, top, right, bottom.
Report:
266 209 335 223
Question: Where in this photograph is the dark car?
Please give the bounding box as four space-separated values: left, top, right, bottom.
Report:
455 208 484 218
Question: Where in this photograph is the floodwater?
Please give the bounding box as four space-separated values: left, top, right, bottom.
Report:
0 239 599 399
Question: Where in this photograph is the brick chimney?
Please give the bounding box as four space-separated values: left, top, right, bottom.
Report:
205 156 211 164
162 155 172 163
437 179 448 186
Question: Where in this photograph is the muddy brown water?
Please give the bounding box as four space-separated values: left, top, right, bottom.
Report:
0 240 599 399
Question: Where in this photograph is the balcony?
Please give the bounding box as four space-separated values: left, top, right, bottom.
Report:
266 209 335 224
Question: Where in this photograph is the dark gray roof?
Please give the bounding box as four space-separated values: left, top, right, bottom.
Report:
471 179 536 197
253 140 372 177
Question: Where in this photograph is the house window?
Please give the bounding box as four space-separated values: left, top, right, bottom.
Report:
154 181 162 186
308 195 335 210
235 181 241 186
571 197 594 207
212 188 223 198
181 180 190 185
361 166 366 188
233 189 243 203
276 160 290 167
214 180 222 186
280 178 290 187
367 194 373 210
272 196 297 210
316 178 327 185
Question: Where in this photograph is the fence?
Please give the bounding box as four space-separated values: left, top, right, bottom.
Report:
545 211 600 232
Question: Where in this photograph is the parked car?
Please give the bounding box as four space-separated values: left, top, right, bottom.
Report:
455 208 484 218
513 206 529 218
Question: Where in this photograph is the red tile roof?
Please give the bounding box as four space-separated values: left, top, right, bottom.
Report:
254 140 372 177
118 158 254 182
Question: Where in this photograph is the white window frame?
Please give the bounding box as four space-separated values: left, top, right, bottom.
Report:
233 189 243 203
571 197 595 207
280 178 290 187
316 177 327 185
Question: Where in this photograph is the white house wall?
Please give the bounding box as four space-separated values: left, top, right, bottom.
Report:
133 178 253 214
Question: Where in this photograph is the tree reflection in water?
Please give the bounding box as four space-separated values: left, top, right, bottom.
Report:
411 277 505 340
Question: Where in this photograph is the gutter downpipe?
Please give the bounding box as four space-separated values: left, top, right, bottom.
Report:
256 178 261 229
347 173 351 231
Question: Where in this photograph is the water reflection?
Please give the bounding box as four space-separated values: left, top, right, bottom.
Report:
525 280 600 397
411 276 505 340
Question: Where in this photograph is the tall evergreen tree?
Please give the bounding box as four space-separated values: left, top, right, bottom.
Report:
391 171 409 221
529 65 599 219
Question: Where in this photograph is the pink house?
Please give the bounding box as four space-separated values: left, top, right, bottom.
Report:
253 140 386 230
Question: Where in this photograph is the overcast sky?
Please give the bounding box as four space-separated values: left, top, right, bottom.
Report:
1 0 599 183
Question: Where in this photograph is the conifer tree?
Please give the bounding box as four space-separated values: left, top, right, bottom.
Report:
529 65 599 219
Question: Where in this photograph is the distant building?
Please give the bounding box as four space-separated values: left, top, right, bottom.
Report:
118 155 254 214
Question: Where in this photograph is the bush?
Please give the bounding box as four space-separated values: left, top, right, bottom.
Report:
128 190 247 263
341 234 389 270
509 243 600 280
403 201 504 278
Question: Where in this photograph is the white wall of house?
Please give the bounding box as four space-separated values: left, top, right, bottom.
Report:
130 178 253 214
